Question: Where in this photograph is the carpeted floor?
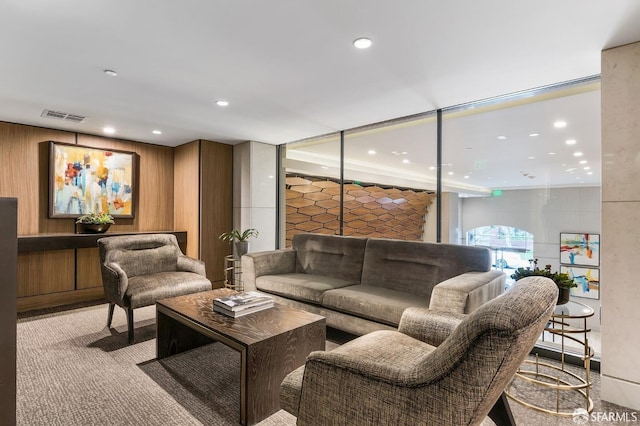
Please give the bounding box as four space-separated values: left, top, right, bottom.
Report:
16 302 638 426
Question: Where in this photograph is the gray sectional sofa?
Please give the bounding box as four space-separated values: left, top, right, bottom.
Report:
242 233 506 336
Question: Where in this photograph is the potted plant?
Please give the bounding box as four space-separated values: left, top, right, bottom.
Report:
75 212 115 234
511 258 576 305
219 228 259 257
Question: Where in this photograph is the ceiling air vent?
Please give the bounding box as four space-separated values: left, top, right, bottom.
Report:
41 109 87 123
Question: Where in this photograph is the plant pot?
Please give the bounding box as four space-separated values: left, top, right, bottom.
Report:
76 223 111 234
557 287 571 305
233 241 249 258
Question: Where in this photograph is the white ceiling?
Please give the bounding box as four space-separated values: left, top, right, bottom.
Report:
1 2 639 156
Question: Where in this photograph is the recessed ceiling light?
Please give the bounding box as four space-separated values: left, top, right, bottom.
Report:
497 136 507 140
104 69 118 77
216 100 229 107
448 171 454 175
429 166 435 170
152 130 162 135
587 172 593 175
583 166 591 170
368 149 376 155
566 139 576 145
574 152 583 157
353 37 372 49
548 152 556 155
528 156 535 159
529 133 539 137
103 127 115 134
579 160 587 164
554 120 567 128
402 159 410 164
464 175 469 179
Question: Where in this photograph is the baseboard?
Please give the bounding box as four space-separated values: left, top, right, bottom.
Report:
17 287 105 312
601 375 640 411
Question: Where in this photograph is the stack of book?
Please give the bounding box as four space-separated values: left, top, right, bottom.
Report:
213 291 274 318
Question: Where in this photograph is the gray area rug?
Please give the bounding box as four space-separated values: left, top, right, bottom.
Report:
17 303 638 425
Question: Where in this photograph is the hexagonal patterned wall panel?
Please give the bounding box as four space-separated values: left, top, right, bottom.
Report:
286 174 434 247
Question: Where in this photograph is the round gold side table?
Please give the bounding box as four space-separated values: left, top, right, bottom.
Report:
506 300 594 416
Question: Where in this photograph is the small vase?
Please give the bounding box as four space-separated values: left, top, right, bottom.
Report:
76 223 111 234
557 287 571 305
233 241 249 258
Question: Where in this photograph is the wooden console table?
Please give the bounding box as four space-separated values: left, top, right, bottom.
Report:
18 230 186 252
17 230 186 312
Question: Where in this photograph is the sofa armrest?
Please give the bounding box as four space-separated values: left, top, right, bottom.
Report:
176 255 206 276
398 308 466 346
429 270 505 314
242 249 296 291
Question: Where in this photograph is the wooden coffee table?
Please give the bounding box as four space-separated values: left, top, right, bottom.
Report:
156 288 326 425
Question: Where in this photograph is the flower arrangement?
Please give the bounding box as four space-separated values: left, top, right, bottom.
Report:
510 258 576 289
219 228 259 243
75 212 115 225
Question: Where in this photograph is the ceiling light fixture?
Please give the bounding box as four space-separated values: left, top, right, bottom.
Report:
548 152 556 155
587 172 593 175
554 120 567 128
104 69 118 77
152 130 162 135
402 159 410 164
528 156 535 159
464 175 469 179
579 160 587 164
584 166 591 170
216 100 229 107
367 149 376 155
574 152 583 157
448 171 454 175
529 133 539 137
566 139 577 145
353 37 372 49
497 136 507 140
103 127 115 134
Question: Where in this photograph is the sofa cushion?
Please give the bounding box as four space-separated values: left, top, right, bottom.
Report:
321 285 430 327
361 238 491 297
292 233 367 283
256 273 354 304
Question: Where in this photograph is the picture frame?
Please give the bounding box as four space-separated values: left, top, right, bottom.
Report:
561 265 600 300
559 232 600 267
48 141 138 218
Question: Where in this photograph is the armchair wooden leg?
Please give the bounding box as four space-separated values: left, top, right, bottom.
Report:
126 308 134 344
107 303 116 328
489 392 516 426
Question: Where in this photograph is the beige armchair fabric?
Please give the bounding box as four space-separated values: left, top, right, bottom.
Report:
280 276 558 425
98 234 212 343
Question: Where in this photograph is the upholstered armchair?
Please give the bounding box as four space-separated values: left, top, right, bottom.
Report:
280 276 558 426
98 234 212 343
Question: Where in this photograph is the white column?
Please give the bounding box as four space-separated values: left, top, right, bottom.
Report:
233 141 277 253
600 40 640 410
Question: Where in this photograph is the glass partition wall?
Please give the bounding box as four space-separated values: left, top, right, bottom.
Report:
280 78 602 356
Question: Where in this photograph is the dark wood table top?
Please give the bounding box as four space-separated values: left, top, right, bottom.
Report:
156 288 325 347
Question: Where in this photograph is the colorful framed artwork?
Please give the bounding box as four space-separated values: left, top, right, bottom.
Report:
559 233 599 267
48 141 138 218
561 265 600 300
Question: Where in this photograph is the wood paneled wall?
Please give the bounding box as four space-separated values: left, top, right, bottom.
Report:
0 121 232 311
174 140 233 284
200 140 233 285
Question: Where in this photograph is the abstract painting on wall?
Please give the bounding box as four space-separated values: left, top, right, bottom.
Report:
561 266 600 300
48 141 138 218
560 233 600 267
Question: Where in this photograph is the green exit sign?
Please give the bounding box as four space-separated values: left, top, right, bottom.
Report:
492 190 503 197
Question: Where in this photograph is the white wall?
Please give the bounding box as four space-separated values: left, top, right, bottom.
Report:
461 187 601 332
